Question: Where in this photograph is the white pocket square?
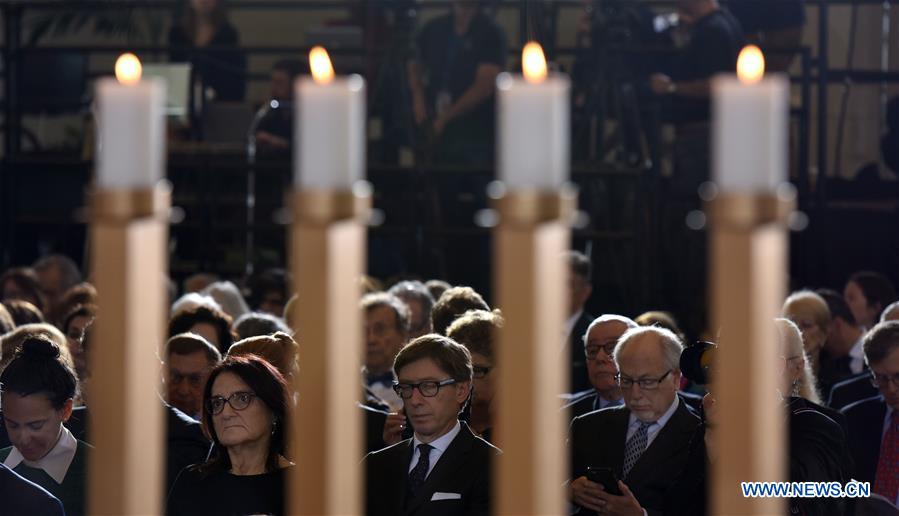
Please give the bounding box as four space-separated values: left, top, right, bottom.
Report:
431 492 462 501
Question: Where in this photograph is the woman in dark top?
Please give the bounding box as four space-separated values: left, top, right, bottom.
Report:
169 0 246 101
167 355 292 516
0 337 90 516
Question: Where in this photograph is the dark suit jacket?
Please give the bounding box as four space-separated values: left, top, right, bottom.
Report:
787 397 850 516
361 402 390 453
364 422 500 516
568 311 595 393
165 403 210 493
840 395 887 484
569 400 700 516
827 372 878 410
0 462 65 515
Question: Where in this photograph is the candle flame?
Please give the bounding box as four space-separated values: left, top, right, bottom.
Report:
115 53 142 86
309 46 335 85
522 42 547 84
737 45 765 85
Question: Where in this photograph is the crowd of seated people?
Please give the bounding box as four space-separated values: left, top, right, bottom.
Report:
1 248 897 515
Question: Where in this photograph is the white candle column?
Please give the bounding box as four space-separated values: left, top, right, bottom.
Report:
295 74 365 190
494 42 573 515
288 46 368 516
88 53 168 515
497 73 569 189
708 45 790 515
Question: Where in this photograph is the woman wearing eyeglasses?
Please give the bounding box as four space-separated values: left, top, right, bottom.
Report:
166 355 292 516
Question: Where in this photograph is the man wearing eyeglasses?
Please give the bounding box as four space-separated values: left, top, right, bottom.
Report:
364 334 500 516
563 315 638 421
842 320 899 507
568 326 700 516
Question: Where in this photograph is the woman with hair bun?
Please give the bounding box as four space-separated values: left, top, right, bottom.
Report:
0 336 89 516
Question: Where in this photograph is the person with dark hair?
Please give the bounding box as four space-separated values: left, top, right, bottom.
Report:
164 333 223 419
0 337 90 516
815 288 877 408
233 311 291 340
4 299 45 326
168 0 247 102
248 268 289 317
0 267 45 312
254 58 306 151
389 280 436 339
845 271 898 331
445 309 503 442
407 0 507 165
841 321 899 507
361 292 411 411
168 304 236 354
564 251 595 393
32 255 82 320
364 334 500 516
425 279 452 303
430 286 489 336
61 304 96 390
166 355 292 516
52 282 98 328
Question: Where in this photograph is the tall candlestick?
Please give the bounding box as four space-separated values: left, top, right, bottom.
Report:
95 53 166 189
712 45 788 193
497 42 569 190
296 46 365 190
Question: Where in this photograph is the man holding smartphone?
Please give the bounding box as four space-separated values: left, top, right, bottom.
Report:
568 326 701 515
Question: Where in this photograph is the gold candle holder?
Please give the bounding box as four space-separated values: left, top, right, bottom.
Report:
493 183 577 515
707 191 794 515
287 184 371 515
87 182 171 515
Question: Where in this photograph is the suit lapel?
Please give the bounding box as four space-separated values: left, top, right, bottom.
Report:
404 424 475 515
625 403 695 483
602 406 630 476
384 440 414 514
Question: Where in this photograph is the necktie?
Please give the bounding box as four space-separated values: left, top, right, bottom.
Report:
408 443 433 499
623 421 652 478
873 412 898 502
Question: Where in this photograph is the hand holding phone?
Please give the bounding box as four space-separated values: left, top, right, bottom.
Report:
586 466 622 496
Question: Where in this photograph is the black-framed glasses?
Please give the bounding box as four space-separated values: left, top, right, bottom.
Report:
473 366 492 379
615 370 672 391
585 342 617 360
870 371 899 390
393 378 457 399
207 391 257 415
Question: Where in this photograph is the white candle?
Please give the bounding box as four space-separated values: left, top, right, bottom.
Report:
95 53 166 189
712 45 788 193
295 46 365 190
497 42 569 190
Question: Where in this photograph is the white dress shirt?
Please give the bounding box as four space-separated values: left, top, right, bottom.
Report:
3 425 78 484
848 336 866 375
408 420 462 479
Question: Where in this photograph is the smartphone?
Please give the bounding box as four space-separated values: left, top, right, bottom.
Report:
586 466 622 496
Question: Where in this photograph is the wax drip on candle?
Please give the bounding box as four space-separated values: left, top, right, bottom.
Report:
737 45 765 85
522 42 547 84
309 46 335 85
115 53 142 86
